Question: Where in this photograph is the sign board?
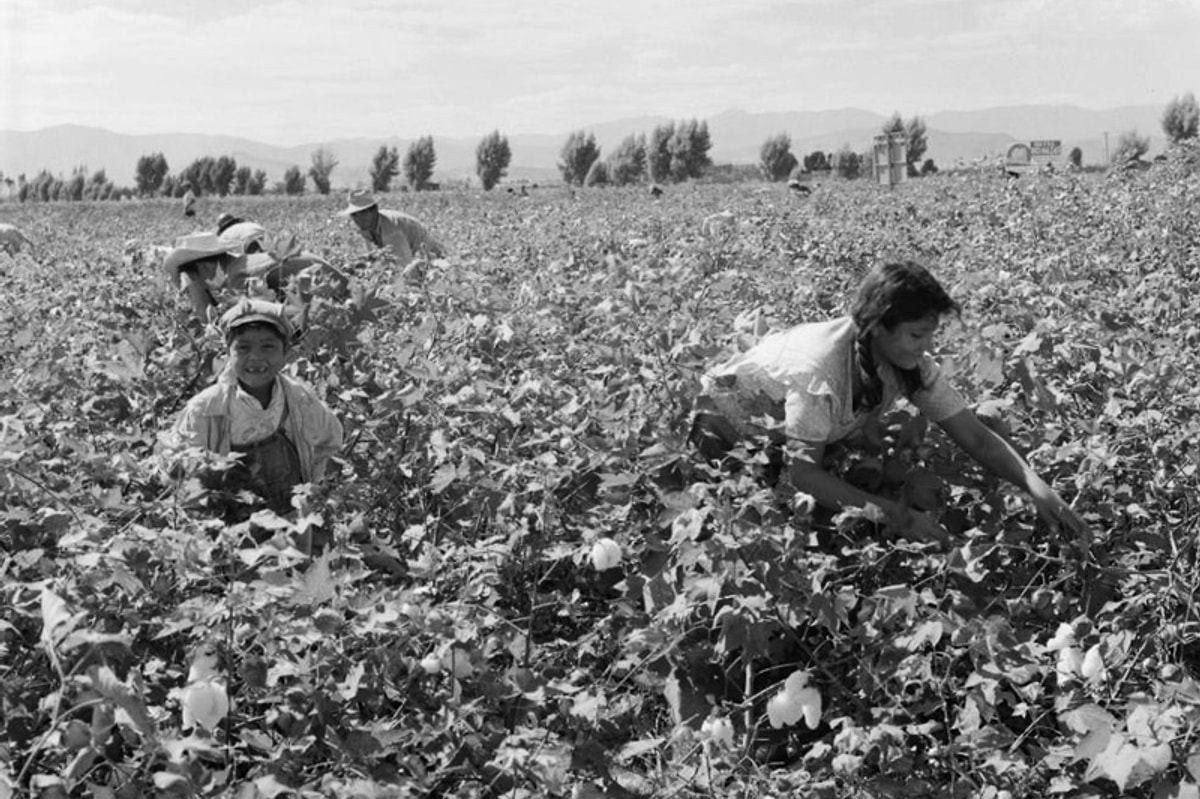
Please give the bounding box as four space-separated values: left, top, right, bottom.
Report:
1029 140 1062 157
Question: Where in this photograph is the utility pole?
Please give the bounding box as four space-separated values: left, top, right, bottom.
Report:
1103 131 1110 165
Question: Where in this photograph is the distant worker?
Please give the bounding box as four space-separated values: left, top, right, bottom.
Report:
182 184 197 218
163 232 348 328
0 223 32 255
338 189 444 266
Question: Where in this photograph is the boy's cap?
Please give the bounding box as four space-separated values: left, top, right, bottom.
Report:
220 298 295 341
162 233 234 278
337 189 379 216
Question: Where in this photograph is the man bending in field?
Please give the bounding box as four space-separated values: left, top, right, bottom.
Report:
339 189 444 267
163 232 348 329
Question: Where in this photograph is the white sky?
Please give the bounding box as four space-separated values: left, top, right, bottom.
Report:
3 0 1198 145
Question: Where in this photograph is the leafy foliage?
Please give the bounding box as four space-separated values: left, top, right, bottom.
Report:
759 133 798 182
308 147 338 196
559 131 602 187
369 146 400 193
1162 92 1200 144
281 165 305 196
4 164 1200 797
1112 130 1151 165
135 153 169 197
403 136 437 191
607 133 647 186
475 130 512 191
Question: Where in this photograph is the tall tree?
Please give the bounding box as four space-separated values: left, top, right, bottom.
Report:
834 145 861 180
668 119 712 181
208 156 238 196
308 147 338 195
905 116 928 176
134 152 169 196
1162 92 1200 143
647 123 675 184
369 145 400 192
759 133 798 182
607 133 646 186
558 130 601 186
403 136 437 190
475 130 512 191
282 165 305 195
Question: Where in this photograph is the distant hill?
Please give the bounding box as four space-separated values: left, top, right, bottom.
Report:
0 104 1168 189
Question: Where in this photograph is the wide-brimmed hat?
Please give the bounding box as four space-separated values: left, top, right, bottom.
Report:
162 233 234 278
220 298 295 342
218 221 267 252
337 189 379 216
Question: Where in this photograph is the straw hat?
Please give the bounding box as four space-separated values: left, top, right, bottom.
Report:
162 233 234 278
337 189 379 216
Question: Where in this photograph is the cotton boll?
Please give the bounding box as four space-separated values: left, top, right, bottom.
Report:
1081 645 1107 682
1056 646 1084 685
590 538 622 571
181 679 229 731
1044 622 1076 652
701 716 734 748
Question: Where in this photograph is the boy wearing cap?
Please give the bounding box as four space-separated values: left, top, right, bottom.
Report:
339 189 444 267
170 299 343 514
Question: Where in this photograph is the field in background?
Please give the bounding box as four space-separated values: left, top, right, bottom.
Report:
4 156 1200 797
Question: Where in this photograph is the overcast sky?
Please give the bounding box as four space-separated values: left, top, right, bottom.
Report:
3 0 1198 146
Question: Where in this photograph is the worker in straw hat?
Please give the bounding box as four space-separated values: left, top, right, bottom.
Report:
338 189 444 267
167 298 343 514
163 232 347 328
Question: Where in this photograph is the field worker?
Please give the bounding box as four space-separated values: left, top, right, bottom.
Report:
0 223 32 255
690 260 1090 548
169 299 343 513
338 189 444 266
163 232 348 327
215 213 267 254
182 184 197 218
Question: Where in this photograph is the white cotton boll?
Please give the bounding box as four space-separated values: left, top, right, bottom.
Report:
181 679 229 731
1081 645 1107 682
767 688 804 729
1045 622 1076 652
1057 646 1084 685
419 654 443 675
701 716 734 748
590 538 622 571
796 686 822 730
767 670 821 729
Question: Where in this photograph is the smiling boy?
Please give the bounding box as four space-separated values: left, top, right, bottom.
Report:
171 299 343 513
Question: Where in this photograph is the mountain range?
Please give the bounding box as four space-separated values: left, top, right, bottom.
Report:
0 104 1168 189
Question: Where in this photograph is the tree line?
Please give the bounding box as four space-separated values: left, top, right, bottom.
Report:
4 95 1198 204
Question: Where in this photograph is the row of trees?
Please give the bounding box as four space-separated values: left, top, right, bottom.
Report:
759 112 931 183
8 167 127 203
557 119 713 187
9 94 1196 203
367 132 514 192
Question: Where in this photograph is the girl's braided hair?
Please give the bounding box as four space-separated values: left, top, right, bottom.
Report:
850 261 960 411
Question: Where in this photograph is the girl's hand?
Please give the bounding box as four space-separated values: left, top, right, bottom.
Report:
1029 480 1092 555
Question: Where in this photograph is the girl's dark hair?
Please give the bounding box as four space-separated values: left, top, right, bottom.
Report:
850 261 960 410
